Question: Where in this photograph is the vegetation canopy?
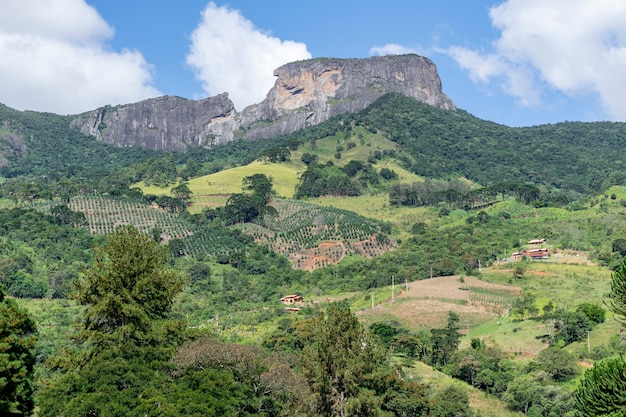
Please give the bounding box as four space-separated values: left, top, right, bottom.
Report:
73 226 182 340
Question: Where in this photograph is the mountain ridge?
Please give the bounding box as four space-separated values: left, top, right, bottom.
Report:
69 54 455 151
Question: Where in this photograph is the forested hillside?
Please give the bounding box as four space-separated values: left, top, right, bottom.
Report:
355 93 626 193
3 94 626 415
4 93 626 195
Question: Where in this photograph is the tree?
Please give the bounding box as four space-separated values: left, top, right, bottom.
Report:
369 321 408 346
180 157 200 180
612 239 626 257
260 146 291 162
243 173 273 203
0 285 36 416
171 337 314 416
608 257 626 326
301 152 319 166
379 167 398 180
301 302 389 416
222 174 277 224
187 261 214 294
169 238 186 257
576 302 606 324
222 193 260 225
573 258 626 416
171 182 192 201
429 312 461 368
511 291 537 319
49 203 87 227
574 356 626 417
515 184 541 205
188 261 211 284
73 226 182 340
554 311 593 344
38 226 185 417
430 385 473 417
535 347 578 381
502 373 544 415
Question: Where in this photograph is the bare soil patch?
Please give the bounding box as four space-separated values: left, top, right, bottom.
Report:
357 275 521 331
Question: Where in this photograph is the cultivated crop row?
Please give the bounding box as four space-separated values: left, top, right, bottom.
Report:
254 199 396 269
36 196 243 258
66 196 190 239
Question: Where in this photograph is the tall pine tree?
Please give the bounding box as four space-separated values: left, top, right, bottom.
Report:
575 257 626 416
0 285 37 416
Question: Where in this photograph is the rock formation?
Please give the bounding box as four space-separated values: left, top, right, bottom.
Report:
70 54 455 151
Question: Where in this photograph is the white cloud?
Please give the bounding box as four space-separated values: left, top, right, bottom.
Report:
186 2 311 110
0 0 159 115
369 43 420 56
444 0 626 120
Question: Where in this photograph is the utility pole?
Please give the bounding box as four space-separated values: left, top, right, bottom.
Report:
587 331 591 354
371 293 374 309
392 275 395 303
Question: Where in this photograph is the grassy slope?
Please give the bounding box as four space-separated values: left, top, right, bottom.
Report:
137 160 301 199
289 125 397 165
350 255 615 358
403 361 524 417
188 161 301 198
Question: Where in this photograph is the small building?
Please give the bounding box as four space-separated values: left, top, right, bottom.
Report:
527 238 547 245
280 294 303 305
512 252 524 260
528 248 549 260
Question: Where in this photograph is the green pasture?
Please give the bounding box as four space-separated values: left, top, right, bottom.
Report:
135 160 301 199
462 316 547 355
465 260 615 357
133 182 172 196
482 261 611 308
187 160 301 198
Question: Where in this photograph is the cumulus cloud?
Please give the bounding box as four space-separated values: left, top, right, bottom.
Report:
0 0 160 114
186 2 311 110
444 0 626 120
369 43 420 56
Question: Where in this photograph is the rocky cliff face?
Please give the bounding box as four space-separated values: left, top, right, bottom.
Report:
71 54 455 151
70 94 237 151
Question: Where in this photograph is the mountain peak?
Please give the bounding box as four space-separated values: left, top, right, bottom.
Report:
71 54 455 151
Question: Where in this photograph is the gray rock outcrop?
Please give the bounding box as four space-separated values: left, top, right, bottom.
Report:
70 54 455 151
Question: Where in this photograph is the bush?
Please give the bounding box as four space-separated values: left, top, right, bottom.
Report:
576 302 606 324
380 167 398 180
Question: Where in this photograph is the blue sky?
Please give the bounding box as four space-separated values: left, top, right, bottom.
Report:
1 0 625 127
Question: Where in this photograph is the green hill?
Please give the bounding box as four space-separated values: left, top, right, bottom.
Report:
6 93 626 417
0 104 159 181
